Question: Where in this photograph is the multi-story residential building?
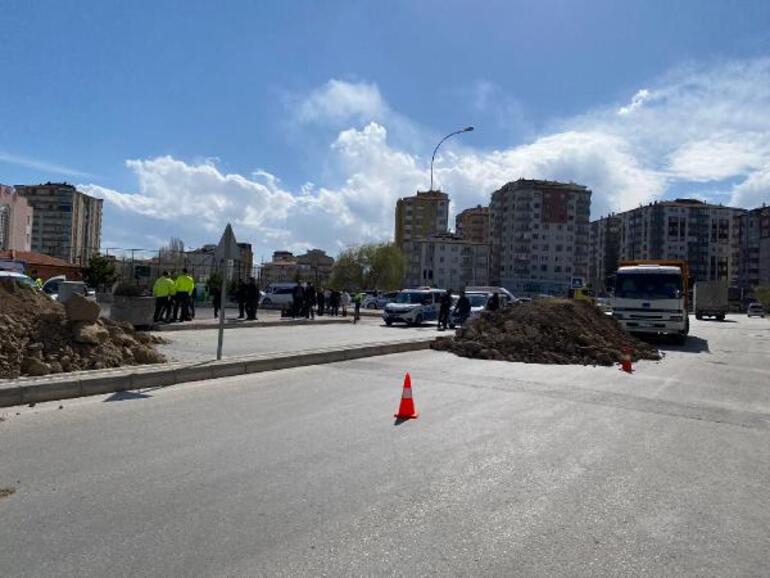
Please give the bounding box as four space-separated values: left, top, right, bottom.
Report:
455 205 490 244
403 233 490 289
0 185 33 251
489 179 591 296
394 190 449 249
588 214 621 293
733 205 770 289
589 199 746 286
14 182 103 264
260 249 334 286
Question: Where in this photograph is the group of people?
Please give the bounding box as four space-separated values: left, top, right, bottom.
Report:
435 289 501 331
280 284 364 322
152 269 197 323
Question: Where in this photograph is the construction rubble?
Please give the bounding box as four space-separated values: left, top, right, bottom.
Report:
432 299 661 366
0 280 165 379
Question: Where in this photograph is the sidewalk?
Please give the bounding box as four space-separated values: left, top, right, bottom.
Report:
154 308 352 332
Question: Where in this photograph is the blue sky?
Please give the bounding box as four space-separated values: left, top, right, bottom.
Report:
2 0 770 260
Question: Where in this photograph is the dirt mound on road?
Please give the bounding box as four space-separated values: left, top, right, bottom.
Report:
0 280 166 379
432 299 660 366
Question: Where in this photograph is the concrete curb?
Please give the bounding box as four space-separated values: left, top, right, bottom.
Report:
154 317 352 332
0 338 436 408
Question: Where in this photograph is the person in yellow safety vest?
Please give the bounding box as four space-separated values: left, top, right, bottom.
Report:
152 271 173 323
175 268 195 322
35 277 43 289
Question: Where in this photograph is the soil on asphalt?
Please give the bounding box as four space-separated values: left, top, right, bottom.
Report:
0 281 165 379
432 299 661 366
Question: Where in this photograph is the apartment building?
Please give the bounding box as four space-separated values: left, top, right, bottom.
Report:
489 179 591 296
588 214 622 293
260 249 334 286
455 205 490 244
403 233 490 289
394 190 449 249
733 205 770 289
0 185 33 251
14 183 103 264
589 199 746 286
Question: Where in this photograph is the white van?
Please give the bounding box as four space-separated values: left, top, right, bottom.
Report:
260 282 298 307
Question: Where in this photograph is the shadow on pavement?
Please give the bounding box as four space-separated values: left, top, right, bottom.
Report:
104 390 153 402
644 334 711 354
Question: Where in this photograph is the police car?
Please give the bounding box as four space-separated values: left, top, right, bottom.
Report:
382 288 444 326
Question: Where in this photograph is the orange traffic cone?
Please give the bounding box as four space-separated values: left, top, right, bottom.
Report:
394 372 419 419
619 346 633 373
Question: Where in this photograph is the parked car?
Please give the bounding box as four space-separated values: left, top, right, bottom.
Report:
0 270 37 288
364 291 399 309
448 291 492 328
382 288 444 326
259 282 297 307
42 275 95 301
747 302 767 318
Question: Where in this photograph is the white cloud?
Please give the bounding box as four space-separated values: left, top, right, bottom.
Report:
295 79 387 125
84 57 770 257
617 89 652 115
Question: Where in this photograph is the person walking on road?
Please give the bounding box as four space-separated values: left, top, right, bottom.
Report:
486 292 500 313
454 289 471 327
437 288 452 331
152 271 173 323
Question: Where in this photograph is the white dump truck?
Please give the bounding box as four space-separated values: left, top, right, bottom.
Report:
694 280 729 321
611 260 690 344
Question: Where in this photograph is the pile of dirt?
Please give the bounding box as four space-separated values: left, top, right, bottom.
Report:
432 299 661 366
0 280 166 379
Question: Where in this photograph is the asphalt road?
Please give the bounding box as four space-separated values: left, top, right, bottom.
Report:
155 316 437 362
1 316 769 576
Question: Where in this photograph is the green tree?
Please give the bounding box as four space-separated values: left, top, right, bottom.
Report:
330 248 364 290
83 254 118 291
330 243 405 291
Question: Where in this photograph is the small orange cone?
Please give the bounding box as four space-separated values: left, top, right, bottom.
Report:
394 372 419 419
620 346 633 373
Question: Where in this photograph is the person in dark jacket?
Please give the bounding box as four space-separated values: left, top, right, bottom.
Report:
237 281 246 319
330 290 340 316
486 292 500 312
211 286 222 319
437 289 452 331
292 283 304 318
454 289 471 327
245 277 259 320
305 283 316 319
317 288 325 316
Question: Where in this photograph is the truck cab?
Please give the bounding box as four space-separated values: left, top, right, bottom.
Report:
611 262 689 344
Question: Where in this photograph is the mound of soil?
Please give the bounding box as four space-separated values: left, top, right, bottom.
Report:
432 299 660 366
0 280 166 379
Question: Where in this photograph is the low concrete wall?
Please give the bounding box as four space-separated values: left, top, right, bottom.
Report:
0 338 436 408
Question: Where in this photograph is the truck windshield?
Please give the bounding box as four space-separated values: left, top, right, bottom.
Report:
615 273 683 300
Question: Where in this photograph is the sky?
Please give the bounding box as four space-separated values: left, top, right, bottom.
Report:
2 0 770 261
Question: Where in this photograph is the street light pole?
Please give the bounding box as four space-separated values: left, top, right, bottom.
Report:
430 126 474 191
